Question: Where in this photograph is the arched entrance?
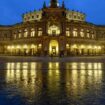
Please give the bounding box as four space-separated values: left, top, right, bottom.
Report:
49 40 59 56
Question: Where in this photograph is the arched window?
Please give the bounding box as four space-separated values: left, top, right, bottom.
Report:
14 34 17 39
66 44 70 49
38 44 42 48
48 25 60 36
80 29 84 37
87 30 90 38
73 28 78 37
31 28 35 37
91 31 95 39
24 29 28 37
18 30 22 38
38 28 42 36
13 32 17 39
66 28 70 37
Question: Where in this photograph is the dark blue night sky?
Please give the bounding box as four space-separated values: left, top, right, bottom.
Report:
0 0 105 25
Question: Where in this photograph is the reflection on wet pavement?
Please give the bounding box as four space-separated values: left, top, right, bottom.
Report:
0 62 105 105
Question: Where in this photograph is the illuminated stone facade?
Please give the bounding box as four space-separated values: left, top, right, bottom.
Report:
0 0 105 56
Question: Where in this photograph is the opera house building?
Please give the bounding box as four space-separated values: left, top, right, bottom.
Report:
0 0 105 56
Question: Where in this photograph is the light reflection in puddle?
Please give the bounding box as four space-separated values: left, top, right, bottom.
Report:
2 62 104 105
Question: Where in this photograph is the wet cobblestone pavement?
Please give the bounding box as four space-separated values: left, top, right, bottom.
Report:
0 60 105 105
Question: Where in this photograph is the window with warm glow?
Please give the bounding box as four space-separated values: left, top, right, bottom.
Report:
38 44 42 48
66 28 70 37
38 31 42 36
73 28 78 37
24 29 28 37
14 33 17 39
31 28 35 37
48 25 60 36
66 44 69 48
66 31 70 37
87 30 90 38
92 31 95 39
18 30 22 38
80 29 84 37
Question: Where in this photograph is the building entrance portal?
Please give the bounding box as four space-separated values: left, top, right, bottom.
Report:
51 46 56 55
49 40 59 56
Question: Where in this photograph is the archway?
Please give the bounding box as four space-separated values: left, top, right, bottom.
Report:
49 40 59 56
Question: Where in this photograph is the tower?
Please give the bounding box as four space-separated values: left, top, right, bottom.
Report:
43 1 46 9
62 1 65 8
50 0 58 8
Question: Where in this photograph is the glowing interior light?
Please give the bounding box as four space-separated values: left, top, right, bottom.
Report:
17 45 21 49
7 46 11 49
81 45 85 49
23 45 28 49
94 46 97 49
49 40 59 55
39 44 42 47
88 45 92 49
11 46 14 49
66 44 69 48
31 44 35 48
98 46 101 49
48 25 60 35
72 44 77 49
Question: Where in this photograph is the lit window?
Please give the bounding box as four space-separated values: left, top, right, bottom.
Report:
98 46 101 50
92 35 94 39
24 29 28 37
48 25 60 36
66 28 70 37
92 31 95 39
87 33 90 38
16 45 21 49
66 31 70 37
87 30 90 38
94 46 97 49
38 31 42 36
7 46 11 49
38 44 42 48
80 45 85 49
80 29 84 37
88 45 92 49
66 44 69 48
31 44 36 49
39 28 42 30
19 33 21 38
31 28 35 37
18 30 22 38
38 28 42 36
73 28 78 37
23 45 28 49
11 46 14 49
13 33 17 39
72 44 77 49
